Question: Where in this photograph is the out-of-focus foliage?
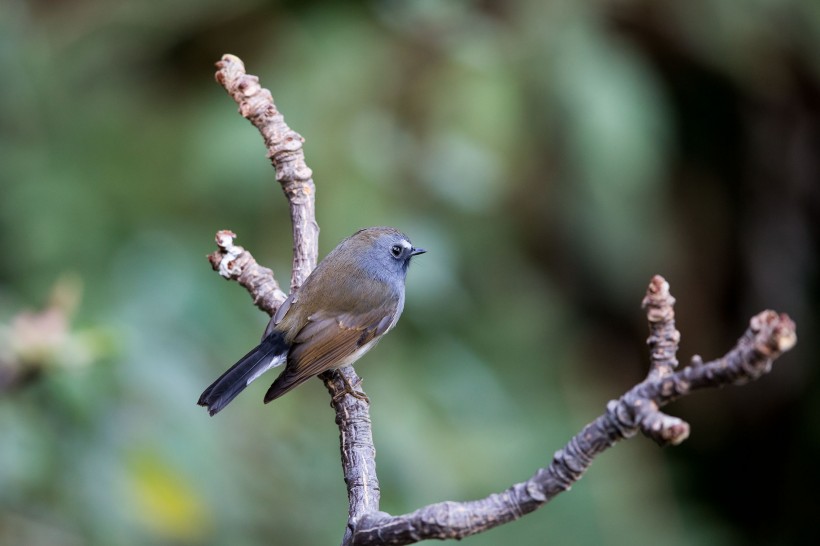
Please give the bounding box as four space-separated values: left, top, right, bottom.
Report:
1 0 818 544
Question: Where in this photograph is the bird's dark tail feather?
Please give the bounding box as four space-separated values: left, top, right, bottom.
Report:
198 332 289 416
263 367 314 404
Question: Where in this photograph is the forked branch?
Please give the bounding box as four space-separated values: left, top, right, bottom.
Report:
209 55 379 543
206 55 797 545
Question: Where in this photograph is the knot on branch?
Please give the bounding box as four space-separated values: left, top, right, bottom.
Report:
606 398 640 439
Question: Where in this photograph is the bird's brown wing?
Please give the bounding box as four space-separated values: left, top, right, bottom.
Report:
263 305 397 403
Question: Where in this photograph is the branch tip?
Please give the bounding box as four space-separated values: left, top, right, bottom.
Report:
207 229 285 316
214 229 238 250
751 311 796 355
214 54 245 86
643 275 680 378
634 400 691 446
642 274 676 321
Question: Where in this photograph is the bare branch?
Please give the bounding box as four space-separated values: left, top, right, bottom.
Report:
321 367 382 545
637 274 686 444
215 53 319 291
209 55 378 538
207 230 286 315
205 55 798 546
347 279 796 545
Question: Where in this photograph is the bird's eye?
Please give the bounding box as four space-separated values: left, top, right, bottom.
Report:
390 244 402 258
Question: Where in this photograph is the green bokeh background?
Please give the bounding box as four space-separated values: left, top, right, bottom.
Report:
1 0 818 544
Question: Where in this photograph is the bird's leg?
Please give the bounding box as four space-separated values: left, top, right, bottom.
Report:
332 371 370 405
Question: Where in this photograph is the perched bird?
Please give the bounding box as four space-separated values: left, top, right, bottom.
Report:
198 226 425 416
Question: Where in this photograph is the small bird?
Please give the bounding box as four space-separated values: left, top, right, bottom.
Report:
198 227 425 416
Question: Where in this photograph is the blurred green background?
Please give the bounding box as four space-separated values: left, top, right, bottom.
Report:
1 0 818 544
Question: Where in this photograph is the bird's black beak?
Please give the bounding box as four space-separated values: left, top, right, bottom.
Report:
411 247 426 256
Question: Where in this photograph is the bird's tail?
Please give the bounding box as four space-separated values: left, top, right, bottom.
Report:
198 332 289 416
